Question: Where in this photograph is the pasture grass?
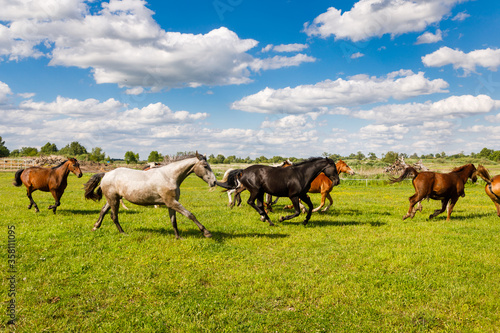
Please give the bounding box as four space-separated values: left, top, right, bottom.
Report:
1 171 500 332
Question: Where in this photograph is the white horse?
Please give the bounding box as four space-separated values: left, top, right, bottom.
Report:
84 153 216 239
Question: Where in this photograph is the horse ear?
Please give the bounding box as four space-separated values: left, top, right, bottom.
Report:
195 151 200 159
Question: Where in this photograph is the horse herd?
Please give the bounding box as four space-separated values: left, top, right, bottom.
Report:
11 153 500 238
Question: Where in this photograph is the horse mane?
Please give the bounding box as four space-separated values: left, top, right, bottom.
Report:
163 154 202 165
292 157 328 167
451 164 472 173
51 160 69 169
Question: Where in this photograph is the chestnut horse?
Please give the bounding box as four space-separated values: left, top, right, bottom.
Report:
284 159 355 212
390 164 477 221
475 165 500 217
13 158 83 213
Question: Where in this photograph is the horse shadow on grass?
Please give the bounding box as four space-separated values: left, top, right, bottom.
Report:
135 227 289 242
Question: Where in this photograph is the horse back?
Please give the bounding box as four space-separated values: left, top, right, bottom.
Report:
414 171 463 197
20 167 53 191
308 173 332 193
241 165 301 197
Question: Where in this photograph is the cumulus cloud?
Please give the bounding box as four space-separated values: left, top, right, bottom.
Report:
231 70 448 114
303 0 464 42
422 47 500 75
415 30 443 45
0 0 313 90
0 81 13 103
354 95 500 125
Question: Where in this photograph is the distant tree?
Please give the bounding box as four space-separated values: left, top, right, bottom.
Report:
9 149 20 157
59 141 87 156
478 147 494 159
409 153 419 159
124 151 139 164
368 152 377 160
89 147 106 162
0 136 9 157
355 151 365 160
382 151 399 164
210 154 225 164
20 147 38 156
148 151 163 162
40 142 58 155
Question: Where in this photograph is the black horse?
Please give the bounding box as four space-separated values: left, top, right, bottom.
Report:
219 157 340 225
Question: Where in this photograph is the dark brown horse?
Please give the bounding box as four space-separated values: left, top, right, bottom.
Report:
475 165 500 216
390 164 477 221
13 158 83 213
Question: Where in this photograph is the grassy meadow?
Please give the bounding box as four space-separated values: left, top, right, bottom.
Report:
1 168 500 332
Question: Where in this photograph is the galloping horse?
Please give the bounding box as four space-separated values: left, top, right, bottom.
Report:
390 164 477 221
84 153 216 239
220 157 340 226
475 165 500 216
13 158 83 213
284 159 355 212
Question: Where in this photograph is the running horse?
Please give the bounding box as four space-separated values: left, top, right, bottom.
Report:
475 165 500 216
84 153 216 239
12 158 83 213
390 164 477 221
219 157 340 226
284 159 355 212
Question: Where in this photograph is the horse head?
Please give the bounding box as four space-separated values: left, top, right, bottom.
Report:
68 158 83 178
468 164 478 183
194 153 217 187
322 158 340 186
337 159 355 175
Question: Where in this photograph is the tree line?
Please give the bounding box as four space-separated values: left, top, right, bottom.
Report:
1 136 500 165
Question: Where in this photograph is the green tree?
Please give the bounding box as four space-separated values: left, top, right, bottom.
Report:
20 147 38 156
89 147 106 162
368 152 377 160
40 142 58 155
124 151 139 164
148 151 163 162
59 141 87 156
0 136 9 157
382 151 399 164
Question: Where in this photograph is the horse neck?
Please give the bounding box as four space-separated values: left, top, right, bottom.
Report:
295 160 328 184
455 165 473 182
53 162 71 183
167 158 198 186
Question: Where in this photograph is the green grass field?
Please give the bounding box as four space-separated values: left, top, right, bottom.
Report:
1 171 499 332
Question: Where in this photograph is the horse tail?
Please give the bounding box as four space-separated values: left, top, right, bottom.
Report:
217 169 243 189
389 166 419 184
476 164 492 184
12 169 24 187
84 173 105 201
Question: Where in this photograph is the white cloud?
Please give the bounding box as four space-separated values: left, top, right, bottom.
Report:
262 43 309 53
303 0 464 42
350 52 364 59
0 81 13 103
452 11 470 21
0 0 314 90
415 29 443 45
422 47 500 75
354 94 500 124
231 70 448 114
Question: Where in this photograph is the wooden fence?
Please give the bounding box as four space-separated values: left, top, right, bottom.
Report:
0 158 36 171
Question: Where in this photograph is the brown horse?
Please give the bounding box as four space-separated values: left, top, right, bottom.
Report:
13 158 83 213
284 159 355 212
475 165 500 216
390 164 477 221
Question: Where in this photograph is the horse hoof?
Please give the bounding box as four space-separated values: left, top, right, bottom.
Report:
204 231 213 238
279 216 285 222
268 221 275 226
302 220 309 225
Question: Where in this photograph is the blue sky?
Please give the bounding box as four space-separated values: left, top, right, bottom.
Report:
1 0 500 159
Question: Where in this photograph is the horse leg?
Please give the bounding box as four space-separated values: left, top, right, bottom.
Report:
48 190 62 214
247 191 273 226
265 193 273 213
312 192 326 212
322 192 334 212
120 199 129 210
300 194 315 225
109 199 125 233
168 208 181 239
495 202 500 217
446 197 459 221
279 197 302 223
26 188 39 212
92 202 111 231
403 193 421 220
429 199 448 220
166 199 212 237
